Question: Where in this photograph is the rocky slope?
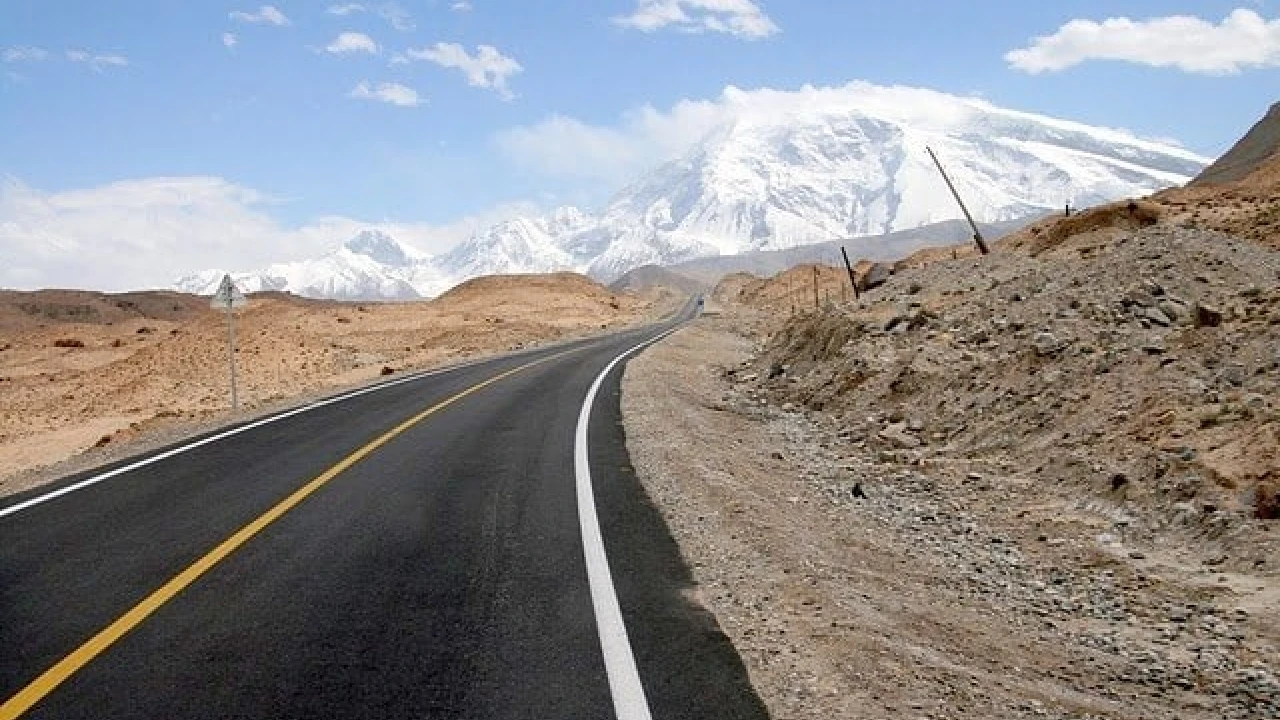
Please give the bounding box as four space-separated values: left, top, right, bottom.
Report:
1191 102 1280 187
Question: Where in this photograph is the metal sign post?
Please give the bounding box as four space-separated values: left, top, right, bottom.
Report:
210 274 248 411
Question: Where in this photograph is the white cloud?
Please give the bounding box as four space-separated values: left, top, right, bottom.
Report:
326 32 379 54
1006 8 1280 74
1 176 303 290
494 80 1209 187
324 2 413 30
222 33 239 49
66 49 129 72
494 90 737 183
375 3 414 31
327 3 366 15
349 80 422 106
0 175 535 291
2 46 49 62
614 0 779 39
229 5 290 26
452 2 472 11
405 43 522 100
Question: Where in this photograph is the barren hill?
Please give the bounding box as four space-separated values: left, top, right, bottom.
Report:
1191 102 1280 187
0 289 213 333
608 265 708 298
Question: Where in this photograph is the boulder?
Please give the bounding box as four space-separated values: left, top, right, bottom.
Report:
1032 332 1070 357
877 423 922 449
860 263 893 291
1195 303 1224 327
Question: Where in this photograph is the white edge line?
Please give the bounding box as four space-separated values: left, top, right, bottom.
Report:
574 323 683 720
0 352 508 519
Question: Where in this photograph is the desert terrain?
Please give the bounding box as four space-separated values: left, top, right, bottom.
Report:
0 273 678 496
621 115 1280 717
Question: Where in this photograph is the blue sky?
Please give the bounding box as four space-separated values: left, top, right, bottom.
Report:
1 1 1277 289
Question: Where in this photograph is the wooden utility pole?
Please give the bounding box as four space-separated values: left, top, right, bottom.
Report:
926 146 990 255
812 266 820 310
840 246 860 300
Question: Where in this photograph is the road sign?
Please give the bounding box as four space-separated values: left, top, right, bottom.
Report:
210 274 247 310
210 274 246 411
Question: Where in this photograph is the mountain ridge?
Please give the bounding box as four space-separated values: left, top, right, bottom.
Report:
175 82 1209 300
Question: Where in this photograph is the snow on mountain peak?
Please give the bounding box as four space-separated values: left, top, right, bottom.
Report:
177 82 1213 299
342 229 423 267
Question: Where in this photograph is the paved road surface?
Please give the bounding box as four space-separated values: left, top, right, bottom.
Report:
0 310 769 719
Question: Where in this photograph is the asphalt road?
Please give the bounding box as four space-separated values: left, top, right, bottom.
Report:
0 310 769 720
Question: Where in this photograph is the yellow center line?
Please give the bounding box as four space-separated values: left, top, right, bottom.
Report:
0 350 570 720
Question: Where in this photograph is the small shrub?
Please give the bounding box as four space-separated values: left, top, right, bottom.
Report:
53 338 85 348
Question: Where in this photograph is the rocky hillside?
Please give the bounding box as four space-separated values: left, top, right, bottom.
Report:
1191 102 1280 187
743 225 1279 517
708 222 1279 717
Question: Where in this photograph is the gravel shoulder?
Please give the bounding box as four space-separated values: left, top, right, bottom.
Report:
622 312 1278 719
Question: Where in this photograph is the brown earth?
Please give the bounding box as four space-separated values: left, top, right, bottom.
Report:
0 273 678 495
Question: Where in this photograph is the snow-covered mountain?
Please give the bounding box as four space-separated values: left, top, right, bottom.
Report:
177 82 1211 299
568 83 1207 280
176 230 451 300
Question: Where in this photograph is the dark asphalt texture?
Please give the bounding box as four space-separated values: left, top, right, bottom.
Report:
0 312 769 719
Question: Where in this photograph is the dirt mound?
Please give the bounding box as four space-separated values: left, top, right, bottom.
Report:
428 272 666 329
1000 200 1164 256
1192 102 1280 187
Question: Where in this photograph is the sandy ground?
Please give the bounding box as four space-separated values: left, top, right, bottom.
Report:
0 273 678 496
624 312 1278 719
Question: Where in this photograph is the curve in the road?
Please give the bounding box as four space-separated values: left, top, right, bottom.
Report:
0 350 571 720
1 310 769 720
